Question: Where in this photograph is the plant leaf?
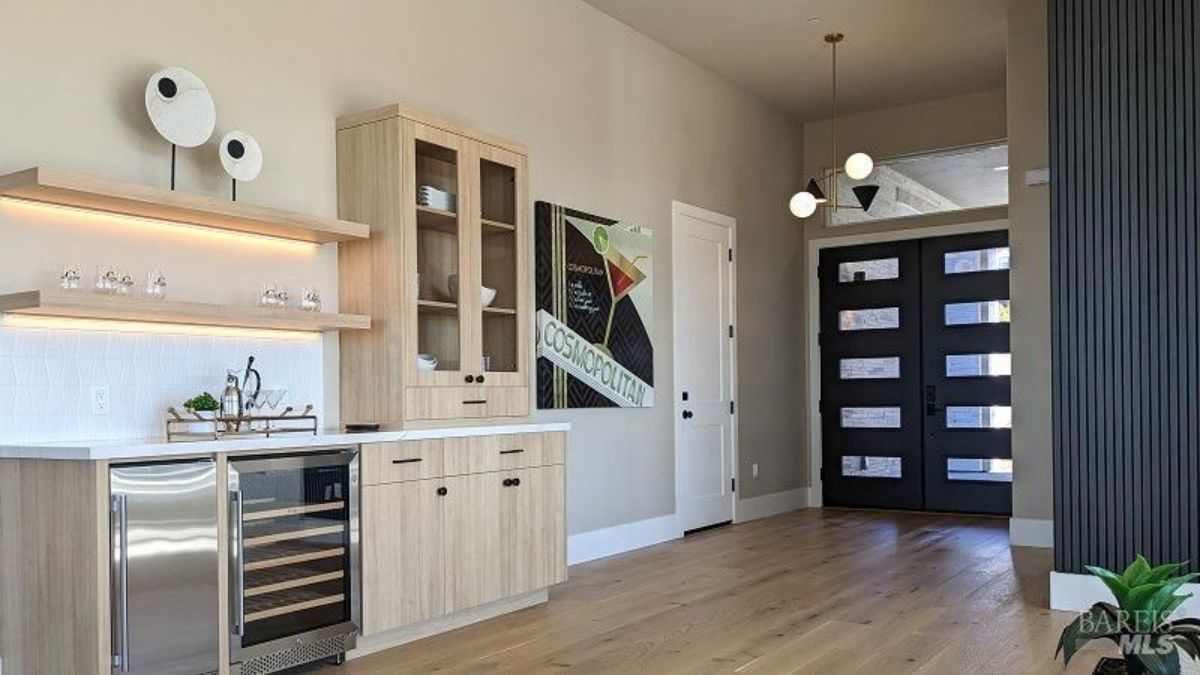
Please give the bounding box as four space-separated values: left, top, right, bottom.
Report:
1127 582 1170 627
1146 574 1199 627
1058 603 1121 665
1089 565 1133 607
1125 555 1154 586
1131 642 1181 675
1146 561 1191 585
1171 633 1200 661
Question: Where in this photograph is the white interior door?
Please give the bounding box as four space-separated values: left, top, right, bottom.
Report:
672 202 735 532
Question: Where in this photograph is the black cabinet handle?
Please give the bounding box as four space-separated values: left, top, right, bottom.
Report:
682 410 694 419
392 458 423 465
512 477 520 487
463 399 488 405
499 448 525 455
477 375 486 383
502 478 513 487
436 486 448 496
465 375 476 383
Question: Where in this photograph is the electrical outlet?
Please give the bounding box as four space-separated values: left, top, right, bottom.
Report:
752 463 759 478
90 386 110 415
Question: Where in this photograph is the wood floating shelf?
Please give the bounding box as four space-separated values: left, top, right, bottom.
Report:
417 299 459 315
0 290 370 333
416 205 458 233
481 218 516 233
0 167 370 243
483 306 517 316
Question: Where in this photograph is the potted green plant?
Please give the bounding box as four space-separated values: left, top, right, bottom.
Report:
183 392 220 419
1057 555 1200 674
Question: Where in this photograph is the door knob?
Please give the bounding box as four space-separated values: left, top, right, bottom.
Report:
465 375 476 383
437 486 448 496
682 410 694 419
477 375 485 383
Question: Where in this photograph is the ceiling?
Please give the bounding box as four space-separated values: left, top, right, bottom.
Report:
583 0 1008 121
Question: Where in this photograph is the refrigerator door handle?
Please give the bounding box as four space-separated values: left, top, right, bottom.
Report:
230 489 246 637
111 494 131 672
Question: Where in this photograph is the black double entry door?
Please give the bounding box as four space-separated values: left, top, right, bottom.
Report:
819 231 1012 515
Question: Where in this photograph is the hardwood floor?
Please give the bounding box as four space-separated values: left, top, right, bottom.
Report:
321 509 1109 674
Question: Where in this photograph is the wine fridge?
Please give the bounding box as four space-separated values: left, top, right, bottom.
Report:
228 449 360 674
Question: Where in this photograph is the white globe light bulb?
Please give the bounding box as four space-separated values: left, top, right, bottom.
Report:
844 152 874 180
789 191 818 218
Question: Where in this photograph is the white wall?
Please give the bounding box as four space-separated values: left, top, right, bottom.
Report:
0 0 805 535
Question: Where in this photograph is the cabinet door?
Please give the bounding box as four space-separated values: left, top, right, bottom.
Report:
442 473 504 612
470 142 529 387
404 120 479 387
499 465 567 597
361 481 444 634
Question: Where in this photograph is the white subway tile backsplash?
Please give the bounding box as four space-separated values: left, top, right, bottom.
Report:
0 324 323 443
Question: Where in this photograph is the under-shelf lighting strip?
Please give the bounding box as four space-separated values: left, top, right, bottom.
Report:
0 314 321 341
0 196 321 253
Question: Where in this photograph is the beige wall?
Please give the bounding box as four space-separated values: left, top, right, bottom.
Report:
1007 0 1052 523
0 1 805 534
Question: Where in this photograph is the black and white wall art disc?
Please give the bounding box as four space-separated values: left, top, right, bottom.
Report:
219 130 263 182
144 66 216 148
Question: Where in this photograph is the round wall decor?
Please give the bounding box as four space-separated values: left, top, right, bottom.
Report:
144 66 216 148
219 130 263 182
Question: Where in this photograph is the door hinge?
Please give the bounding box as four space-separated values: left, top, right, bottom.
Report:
730 400 736 415
731 477 736 492
728 324 734 338
728 249 734 262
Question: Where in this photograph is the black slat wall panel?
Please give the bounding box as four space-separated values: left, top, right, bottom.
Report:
1051 0 1200 573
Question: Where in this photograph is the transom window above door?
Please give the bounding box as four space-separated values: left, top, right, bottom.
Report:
828 143 1009 226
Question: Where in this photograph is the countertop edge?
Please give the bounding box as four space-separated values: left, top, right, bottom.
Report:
0 422 573 461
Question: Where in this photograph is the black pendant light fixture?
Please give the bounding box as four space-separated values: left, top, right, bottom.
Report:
806 178 827 203
789 33 881 219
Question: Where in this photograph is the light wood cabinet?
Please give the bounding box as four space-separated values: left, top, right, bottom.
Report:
337 104 530 426
362 480 445 632
359 432 567 636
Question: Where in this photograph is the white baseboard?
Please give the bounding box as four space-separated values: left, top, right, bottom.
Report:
567 513 682 565
735 487 811 523
1051 571 1200 614
1009 517 1054 548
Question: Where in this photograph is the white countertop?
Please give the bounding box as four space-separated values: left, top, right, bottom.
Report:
0 422 571 461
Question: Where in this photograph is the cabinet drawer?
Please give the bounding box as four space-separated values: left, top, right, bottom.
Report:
405 387 529 421
362 440 444 485
444 432 565 475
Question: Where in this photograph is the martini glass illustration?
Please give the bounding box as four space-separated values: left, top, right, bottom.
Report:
597 249 648 356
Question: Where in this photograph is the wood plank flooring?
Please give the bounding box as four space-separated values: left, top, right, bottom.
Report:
319 509 1112 674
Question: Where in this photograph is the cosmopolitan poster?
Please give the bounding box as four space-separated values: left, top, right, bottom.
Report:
535 202 654 409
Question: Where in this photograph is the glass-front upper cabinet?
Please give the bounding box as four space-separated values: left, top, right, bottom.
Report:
407 122 474 386
472 144 528 387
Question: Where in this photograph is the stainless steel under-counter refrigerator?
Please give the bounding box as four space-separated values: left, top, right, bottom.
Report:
109 459 220 674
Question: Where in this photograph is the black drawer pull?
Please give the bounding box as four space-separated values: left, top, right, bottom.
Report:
503 478 513 487
392 458 424 464
437 486 448 496
462 399 488 405
512 477 521 487
499 448 525 455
